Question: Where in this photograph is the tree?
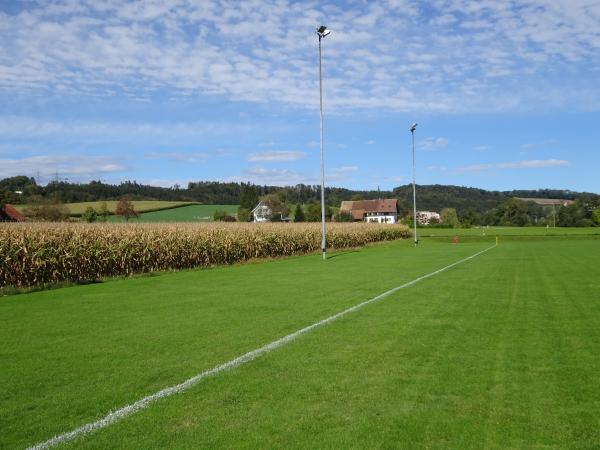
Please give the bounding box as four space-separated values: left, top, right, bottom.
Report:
305 202 331 222
239 183 259 210
458 207 481 228
294 204 305 222
334 210 353 222
482 198 533 227
213 210 228 221
440 208 460 228
262 194 289 221
237 207 251 222
306 202 322 222
82 206 98 223
98 201 110 222
115 197 138 221
593 208 600 226
23 196 70 221
0 188 19 206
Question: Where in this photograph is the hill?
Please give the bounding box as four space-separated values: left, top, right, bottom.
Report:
2 175 596 213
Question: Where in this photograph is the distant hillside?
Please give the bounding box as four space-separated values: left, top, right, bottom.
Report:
393 185 596 214
1 175 596 215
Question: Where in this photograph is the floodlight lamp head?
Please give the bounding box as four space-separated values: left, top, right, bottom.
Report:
317 25 331 37
410 123 418 132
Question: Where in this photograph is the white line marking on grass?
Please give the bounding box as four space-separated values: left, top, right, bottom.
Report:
28 243 496 450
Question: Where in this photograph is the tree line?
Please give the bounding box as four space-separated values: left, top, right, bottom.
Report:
1 175 599 226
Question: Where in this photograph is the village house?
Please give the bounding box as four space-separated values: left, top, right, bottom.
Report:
339 199 398 223
251 201 271 222
250 201 291 222
416 211 440 225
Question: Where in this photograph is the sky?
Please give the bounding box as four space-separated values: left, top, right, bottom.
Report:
1 0 599 193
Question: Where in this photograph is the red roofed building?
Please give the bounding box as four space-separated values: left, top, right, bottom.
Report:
0 204 26 222
339 199 398 223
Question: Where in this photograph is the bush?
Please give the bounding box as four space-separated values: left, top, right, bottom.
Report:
115 197 138 221
237 207 251 222
334 211 354 222
213 210 228 221
306 202 332 222
82 207 98 223
294 204 305 222
23 197 70 222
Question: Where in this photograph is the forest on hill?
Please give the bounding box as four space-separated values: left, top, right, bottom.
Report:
1 175 599 227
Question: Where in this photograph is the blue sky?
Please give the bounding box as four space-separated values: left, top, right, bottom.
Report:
1 0 599 193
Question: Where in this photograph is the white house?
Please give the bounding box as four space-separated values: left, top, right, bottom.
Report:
339 199 398 223
251 201 271 222
416 211 440 225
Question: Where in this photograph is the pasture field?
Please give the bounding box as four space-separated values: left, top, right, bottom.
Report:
110 204 238 222
2 236 600 448
417 225 600 237
13 201 198 217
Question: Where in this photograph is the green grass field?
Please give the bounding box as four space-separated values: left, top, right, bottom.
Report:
416 225 600 237
109 204 239 222
2 235 600 448
14 201 198 216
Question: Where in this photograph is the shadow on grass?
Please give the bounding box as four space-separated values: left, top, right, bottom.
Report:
327 250 361 260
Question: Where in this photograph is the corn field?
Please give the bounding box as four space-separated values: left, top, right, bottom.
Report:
1 222 410 289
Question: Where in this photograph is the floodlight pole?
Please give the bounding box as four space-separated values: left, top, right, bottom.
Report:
317 27 329 260
411 124 418 246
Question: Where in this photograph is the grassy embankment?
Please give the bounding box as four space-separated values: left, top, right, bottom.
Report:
2 235 600 448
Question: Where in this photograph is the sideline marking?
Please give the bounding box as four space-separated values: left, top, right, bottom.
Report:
28 243 497 450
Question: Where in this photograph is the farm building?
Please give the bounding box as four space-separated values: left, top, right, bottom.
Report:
339 199 398 223
251 201 271 222
0 204 26 222
251 201 291 222
416 211 440 225
515 197 574 207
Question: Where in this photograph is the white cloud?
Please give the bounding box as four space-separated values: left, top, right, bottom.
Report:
473 144 490 151
520 139 559 149
0 154 129 182
0 116 254 141
329 165 358 173
419 137 449 150
248 151 307 162
327 165 359 183
0 0 598 112
366 139 376 145
144 151 209 163
234 167 315 185
456 158 569 172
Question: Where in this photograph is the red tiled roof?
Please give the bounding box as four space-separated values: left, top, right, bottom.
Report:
340 199 397 215
2 204 26 221
351 209 364 220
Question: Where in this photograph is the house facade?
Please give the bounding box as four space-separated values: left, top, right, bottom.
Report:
251 201 271 222
416 211 440 225
339 199 398 223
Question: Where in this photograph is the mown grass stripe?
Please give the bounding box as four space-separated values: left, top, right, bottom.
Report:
27 243 496 450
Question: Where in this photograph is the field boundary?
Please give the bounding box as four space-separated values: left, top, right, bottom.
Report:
28 243 497 450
